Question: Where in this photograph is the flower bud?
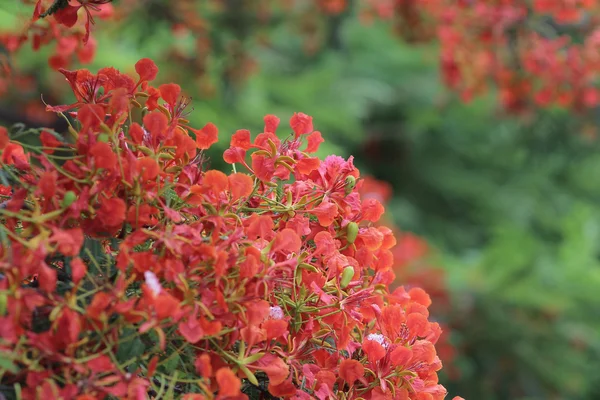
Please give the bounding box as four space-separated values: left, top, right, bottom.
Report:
97 133 110 143
0 292 6 316
158 152 174 160
49 305 61 322
137 145 155 156
346 221 358 244
61 191 77 208
340 266 355 289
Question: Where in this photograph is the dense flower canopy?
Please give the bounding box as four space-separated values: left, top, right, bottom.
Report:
2 0 600 114
0 58 461 399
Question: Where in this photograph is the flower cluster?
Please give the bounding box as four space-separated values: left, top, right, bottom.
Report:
4 0 600 114
0 59 460 399
0 0 114 70
359 176 458 379
365 0 600 113
137 0 600 112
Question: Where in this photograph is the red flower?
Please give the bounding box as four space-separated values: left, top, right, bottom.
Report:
52 3 80 28
143 111 169 148
40 130 62 154
268 378 297 398
89 141 116 170
135 58 159 84
215 368 241 397
228 173 254 201
51 228 84 257
312 200 338 227
0 143 28 168
264 114 280 134
193 122 219 150
290 112 314 138
179 313 205 344
96 197 126 229
136 157 160 181
52 0 113 44
38 263 57 293
194 354 213 378
70 257 87 284
305 131 324 153
254 354 289 386
339 359 365 384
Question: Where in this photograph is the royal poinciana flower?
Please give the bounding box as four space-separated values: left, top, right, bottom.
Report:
0 59 462 399
34 0 113 44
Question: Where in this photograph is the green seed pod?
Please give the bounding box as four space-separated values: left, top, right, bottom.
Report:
137 145 155 156
158 152 175 160
344 175 356 195
68 126 79 140
295 267 303 286
0 292 7 316
340 266 355 289
61 191 77 208
346 221 359 244
49 305 61 322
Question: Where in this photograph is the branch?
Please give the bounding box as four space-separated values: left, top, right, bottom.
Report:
0 107 68 133
39 0 69 18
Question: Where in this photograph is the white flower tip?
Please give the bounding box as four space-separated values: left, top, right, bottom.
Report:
269 306 284 320
144 271 162 296
366 333 389 349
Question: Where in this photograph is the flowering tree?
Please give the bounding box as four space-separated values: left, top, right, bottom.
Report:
0 1 462 395
372 0 600 113
4 0 600 115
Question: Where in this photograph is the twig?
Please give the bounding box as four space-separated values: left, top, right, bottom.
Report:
39 0 69 18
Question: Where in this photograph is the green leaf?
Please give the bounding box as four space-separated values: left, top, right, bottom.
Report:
116 329 146 365
161 351 182 373
0 352 18 374
239 364 259 386
81 238 111 275
241 352 265 365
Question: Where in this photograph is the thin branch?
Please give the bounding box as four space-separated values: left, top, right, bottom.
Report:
39 0 69 18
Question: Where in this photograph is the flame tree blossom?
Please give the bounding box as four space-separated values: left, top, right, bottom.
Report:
0 59 462 399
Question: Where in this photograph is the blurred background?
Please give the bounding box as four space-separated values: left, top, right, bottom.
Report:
3 1 600 399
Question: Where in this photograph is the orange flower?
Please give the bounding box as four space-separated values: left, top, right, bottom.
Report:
215 368 241 397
